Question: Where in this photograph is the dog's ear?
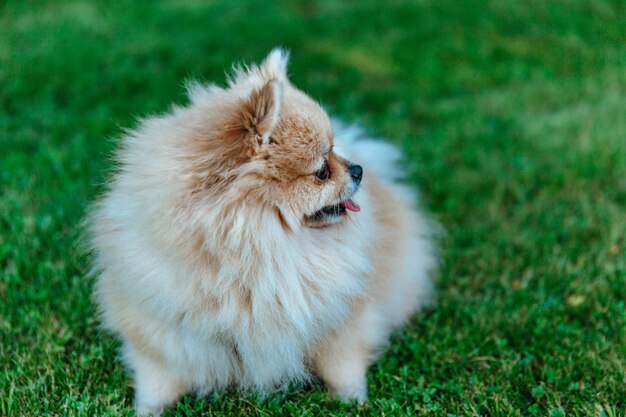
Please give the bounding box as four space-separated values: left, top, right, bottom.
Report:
240 78 283 146
259 48 289 81
228 48 290 88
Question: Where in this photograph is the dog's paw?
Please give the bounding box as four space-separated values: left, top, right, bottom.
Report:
334 382 368 404
135 404 162 417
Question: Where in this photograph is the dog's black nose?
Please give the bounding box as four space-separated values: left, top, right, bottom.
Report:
348 164 363 184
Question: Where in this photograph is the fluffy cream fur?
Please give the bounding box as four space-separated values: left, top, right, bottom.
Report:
88 49 436 416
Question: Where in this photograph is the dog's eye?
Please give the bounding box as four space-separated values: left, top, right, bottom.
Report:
315 161 330 181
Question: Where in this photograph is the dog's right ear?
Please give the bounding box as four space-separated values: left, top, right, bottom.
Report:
239 78 283 148
228 48 290 88
259 48 289 82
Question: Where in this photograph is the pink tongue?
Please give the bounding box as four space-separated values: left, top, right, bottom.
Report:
341 198 361 212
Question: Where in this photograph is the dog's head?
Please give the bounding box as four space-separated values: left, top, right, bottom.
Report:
190 49 363 229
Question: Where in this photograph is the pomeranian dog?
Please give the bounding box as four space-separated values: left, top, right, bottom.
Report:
88 49 436 416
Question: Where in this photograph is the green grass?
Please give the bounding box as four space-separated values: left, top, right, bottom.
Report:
1 0 625 416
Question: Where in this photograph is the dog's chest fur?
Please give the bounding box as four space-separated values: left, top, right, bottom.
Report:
179 219 372 388
95 170 376 392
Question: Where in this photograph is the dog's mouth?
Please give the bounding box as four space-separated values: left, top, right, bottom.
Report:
319 198 361 216
305 197 361 227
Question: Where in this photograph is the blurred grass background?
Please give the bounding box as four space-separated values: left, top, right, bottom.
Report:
1 0 625 416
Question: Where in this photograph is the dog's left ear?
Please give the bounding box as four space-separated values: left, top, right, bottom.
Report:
241 78 283 146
